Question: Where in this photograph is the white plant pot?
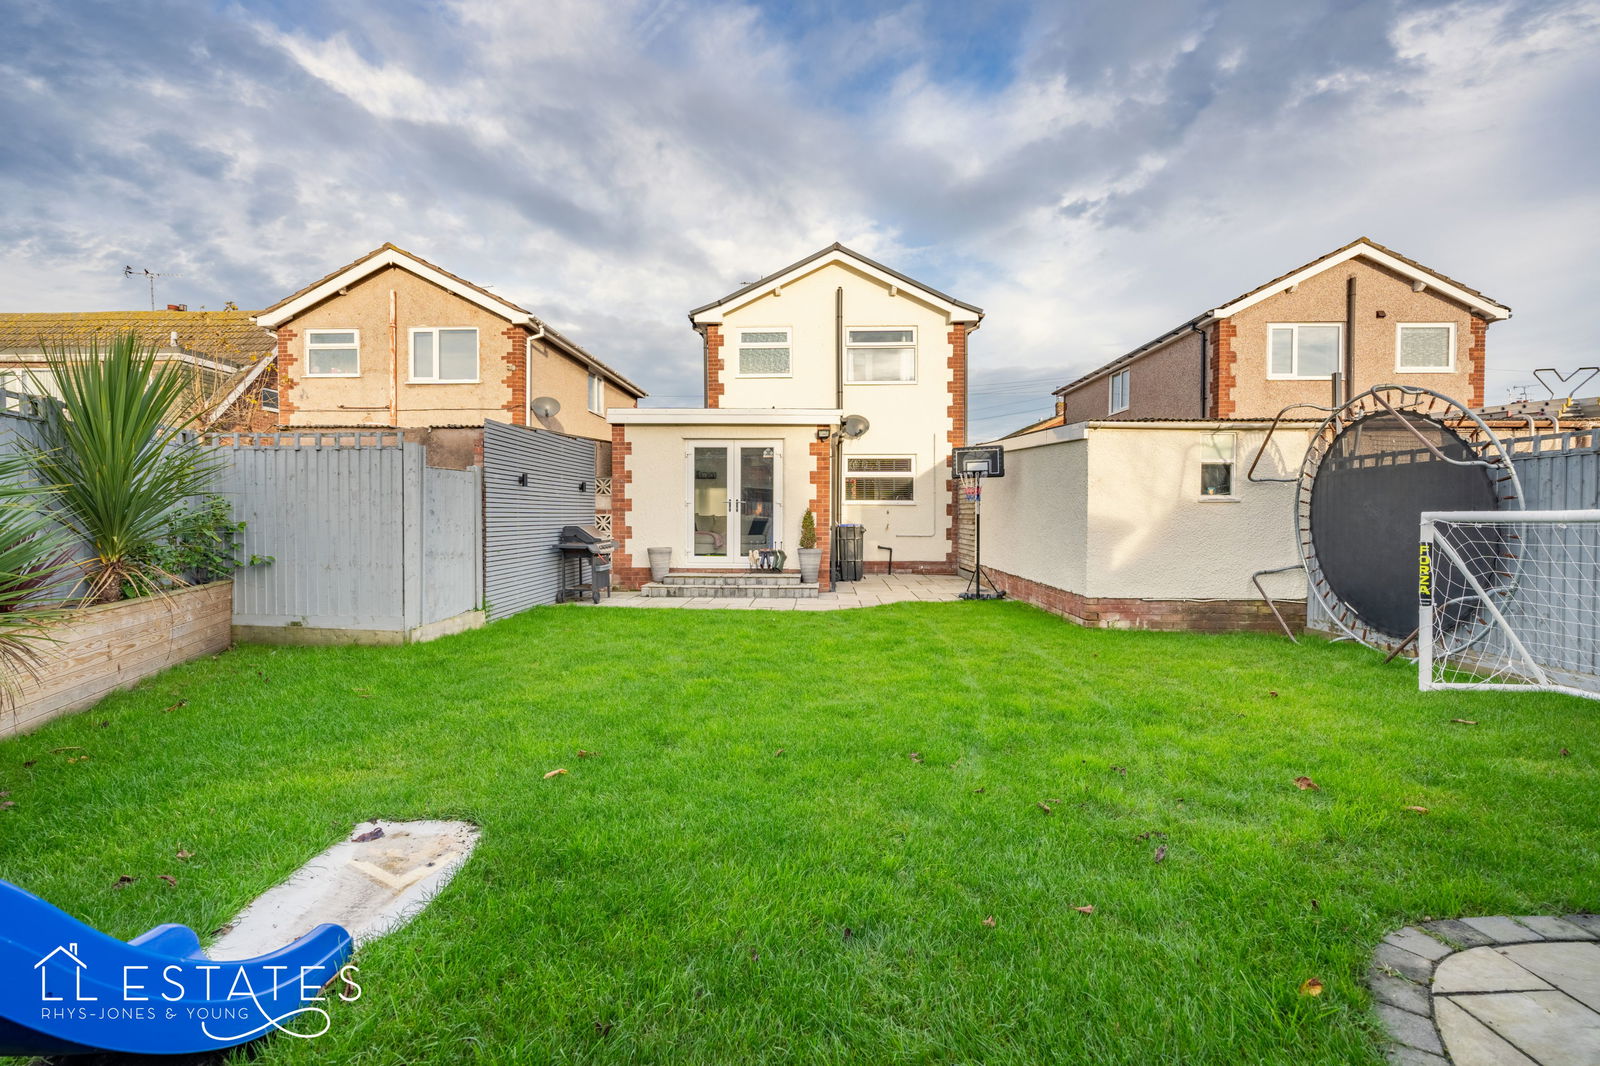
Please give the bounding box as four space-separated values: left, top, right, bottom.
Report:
647 547 672 582
797 547 822 583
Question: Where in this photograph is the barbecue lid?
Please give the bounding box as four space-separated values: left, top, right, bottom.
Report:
559 524 607 542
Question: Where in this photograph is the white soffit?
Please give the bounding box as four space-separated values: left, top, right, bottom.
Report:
608 407 843 426
1212 243 1511 321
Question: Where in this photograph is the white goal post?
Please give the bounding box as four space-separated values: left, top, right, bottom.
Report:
1419 509 1600 700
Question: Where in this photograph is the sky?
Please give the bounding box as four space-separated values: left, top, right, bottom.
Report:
1 0 1597 441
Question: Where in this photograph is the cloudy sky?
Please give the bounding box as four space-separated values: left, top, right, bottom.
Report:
2 0 1597 439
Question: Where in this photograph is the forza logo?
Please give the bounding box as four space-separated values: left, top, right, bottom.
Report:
1418 543 1433 603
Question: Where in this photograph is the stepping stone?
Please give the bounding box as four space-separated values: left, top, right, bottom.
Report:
1423 918 1501 949
1385 1047 1450 1066
1460 916 1545 943
1432 946 1553 994
1449 990 1600 1066
1497 941 1600 1012
1370 966 1432 1016
1434 997 1537 1066
1514 916 1598 941
1376 942 1441 983
1386 927 1453 962
1375 1002 1444 1055
1562 914 1600 937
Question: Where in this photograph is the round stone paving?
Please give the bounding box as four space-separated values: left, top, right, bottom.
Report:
1368 915 1600 1065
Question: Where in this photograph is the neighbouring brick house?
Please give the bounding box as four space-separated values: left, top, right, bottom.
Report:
250 244 644 442
608 243 982 591
0 309 277 427
1052 238 1511 422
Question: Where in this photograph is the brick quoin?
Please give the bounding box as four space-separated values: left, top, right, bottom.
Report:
808 435 832 592
944 323 968 570
703 325 725 409
501 325 528 425
1207 318 1237 418
609 424 652 588
274 328 299 421
984 568 1306 634
1468 317 1487 409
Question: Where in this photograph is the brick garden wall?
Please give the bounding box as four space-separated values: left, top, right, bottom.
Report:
985 568 1303 634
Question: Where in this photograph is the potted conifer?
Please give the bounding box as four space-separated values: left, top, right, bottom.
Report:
796 509 822 583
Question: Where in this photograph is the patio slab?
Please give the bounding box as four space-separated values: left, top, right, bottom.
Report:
577 574 972 611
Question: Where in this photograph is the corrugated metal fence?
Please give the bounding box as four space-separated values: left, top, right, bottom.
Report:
483 420 596 620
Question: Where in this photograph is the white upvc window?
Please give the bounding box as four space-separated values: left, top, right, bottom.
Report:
1395 323 1456 372
1267 323 1342 379
588 372 604 414
1109 369 1130 413
305 329 360 377
409 327 479 383
845 328 917 383
845 455 915 503
1200 432 1237 499
735 328 792 377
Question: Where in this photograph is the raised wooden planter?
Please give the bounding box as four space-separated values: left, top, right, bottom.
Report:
2 580 233 739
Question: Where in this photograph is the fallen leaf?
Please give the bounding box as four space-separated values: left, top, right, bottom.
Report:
1153 844 1167 863
67 755 89 764
113 875 137 888
1037 802 1054 814
0 801 14 811
1269 690 1279 697
1450 718 1477 725
1403 806 1429 814
593 1020 614 1037
97 720 108 728
22 760 35 768
908 752 923 763
163 697 188 711
176 849 193 860
1074 905 1094 915
982 915 996 928
351 826 385 842
1560 748 1571 757
842 927 854 939
1111 765 1127 776
543 768 569 779
158 874 178 887
1299 978 1324 997
972 786 986 794
0 791 7 798
577 749 598 758
1310 899 1320 910
772 749 784 757
1293 776 1320 791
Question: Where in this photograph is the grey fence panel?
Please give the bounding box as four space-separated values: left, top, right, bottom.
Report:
483 420 596 620
420 464 483 626
217 437 410 630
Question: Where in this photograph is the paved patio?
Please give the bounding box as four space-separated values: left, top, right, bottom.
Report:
576 573 972 610
1370 914 1600 1065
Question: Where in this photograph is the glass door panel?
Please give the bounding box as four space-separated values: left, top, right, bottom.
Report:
738 445 776 554
692 446 729 559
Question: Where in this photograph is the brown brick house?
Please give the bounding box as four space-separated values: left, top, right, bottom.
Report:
1053 238 1511 422
250 244 644 440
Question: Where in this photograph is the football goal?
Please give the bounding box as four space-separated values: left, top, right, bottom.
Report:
1419 510 1600 700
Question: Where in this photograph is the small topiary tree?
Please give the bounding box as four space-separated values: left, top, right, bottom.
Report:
799 509 817 550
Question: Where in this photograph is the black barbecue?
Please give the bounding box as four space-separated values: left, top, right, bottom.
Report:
556 524 615 604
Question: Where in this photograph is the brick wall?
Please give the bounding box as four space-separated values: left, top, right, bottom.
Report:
864 560 957 575
704 325 725 408
3 582 233 738
609 424 652 587
985 568 1304 634
1468 317 1487 409
1207 318 1237 418
945 323 967 569
274 327 298 420
501 325 528 425
808 435 832 591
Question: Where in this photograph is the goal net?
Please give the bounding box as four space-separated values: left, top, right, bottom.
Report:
1419 510 1600 700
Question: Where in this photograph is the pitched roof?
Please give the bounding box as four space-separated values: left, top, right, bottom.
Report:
0 310 274 368
256 243 647 397
1054 238 1512 397
688 242 984 324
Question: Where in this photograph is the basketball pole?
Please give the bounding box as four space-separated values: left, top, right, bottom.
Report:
959 471 1004 601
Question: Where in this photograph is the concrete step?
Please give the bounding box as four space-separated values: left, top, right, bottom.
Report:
641 581 820 599
660 571 803 586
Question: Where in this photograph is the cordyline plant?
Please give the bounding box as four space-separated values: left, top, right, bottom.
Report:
25 332 221 603
0 449 70 706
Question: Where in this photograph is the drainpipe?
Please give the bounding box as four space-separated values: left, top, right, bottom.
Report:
1190 319 1209 418
524 322 546 426
388 288 398 425
832 287 844 533
1344 276 1356 403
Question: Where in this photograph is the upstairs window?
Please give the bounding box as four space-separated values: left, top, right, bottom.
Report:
846 328 916 383
845 456 915 502
1267 324 1341 379
1396 323 1455 372
736 328 791 376
588 372 604 414
410 327 479 383
305 330 360 377
1109 369 1130 413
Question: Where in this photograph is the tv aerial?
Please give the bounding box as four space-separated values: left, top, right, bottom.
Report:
123 265 182 311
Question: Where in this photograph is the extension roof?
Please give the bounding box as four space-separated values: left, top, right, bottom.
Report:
689 242 984 325
0 310 274 368
1053 238 1512 397
255 243 646 397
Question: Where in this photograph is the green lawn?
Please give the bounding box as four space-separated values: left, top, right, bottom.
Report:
2 601 1596 1064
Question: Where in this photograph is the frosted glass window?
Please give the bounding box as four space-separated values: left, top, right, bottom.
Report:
1398 325 1453 370
737 329 790 375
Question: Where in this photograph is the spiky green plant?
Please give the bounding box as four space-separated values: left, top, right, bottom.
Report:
24 332 221 602
0 449 69 705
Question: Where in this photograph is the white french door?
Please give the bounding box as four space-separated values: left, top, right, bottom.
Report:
687 441 783 566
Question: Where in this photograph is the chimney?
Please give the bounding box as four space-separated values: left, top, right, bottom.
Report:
166 303 188 312
1055 398 1066 418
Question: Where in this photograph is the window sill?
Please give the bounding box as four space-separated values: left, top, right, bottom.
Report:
1392 366 1455 374
303 373 361 379
733 374 794 380
1196 496 1240 503
845 380 919 386
1265 375 1337 382
406 379 482 386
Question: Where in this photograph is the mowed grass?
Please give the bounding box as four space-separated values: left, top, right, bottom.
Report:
1 601 1596 1064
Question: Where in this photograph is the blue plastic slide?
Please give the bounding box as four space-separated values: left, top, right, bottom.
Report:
0 879 353 1056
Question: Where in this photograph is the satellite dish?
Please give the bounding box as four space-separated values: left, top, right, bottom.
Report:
531 396 561 419
841 414 870 439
